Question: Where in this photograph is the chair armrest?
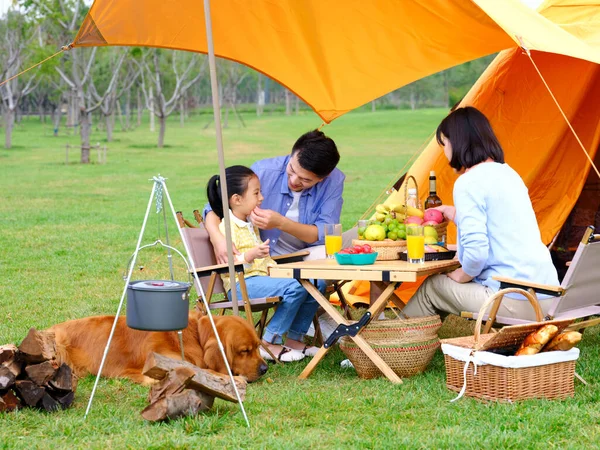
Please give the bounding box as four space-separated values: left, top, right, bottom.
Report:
272 250 310 264
492 276 564 297
191 261 245 277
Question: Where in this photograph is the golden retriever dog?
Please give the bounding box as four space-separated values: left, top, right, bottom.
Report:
49 310 267 385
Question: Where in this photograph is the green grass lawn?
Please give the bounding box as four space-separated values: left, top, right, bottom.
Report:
1 109 599 449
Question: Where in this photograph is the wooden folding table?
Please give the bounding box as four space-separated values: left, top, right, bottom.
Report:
269 258 460 384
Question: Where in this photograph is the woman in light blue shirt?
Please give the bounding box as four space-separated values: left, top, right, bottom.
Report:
403 107 559 320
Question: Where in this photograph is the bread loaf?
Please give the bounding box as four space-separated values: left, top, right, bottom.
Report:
542 331 582 352
515 324 559 356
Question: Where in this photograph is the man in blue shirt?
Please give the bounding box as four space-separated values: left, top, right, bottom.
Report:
204 129 345 263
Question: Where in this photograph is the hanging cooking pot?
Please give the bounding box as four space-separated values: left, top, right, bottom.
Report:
126 280 191 331
124 240 193 331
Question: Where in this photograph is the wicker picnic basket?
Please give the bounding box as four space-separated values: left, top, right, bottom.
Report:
352 238 406 261
339 314 442 379
441 288 577 402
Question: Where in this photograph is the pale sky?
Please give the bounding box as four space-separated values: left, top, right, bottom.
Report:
0 0 546 16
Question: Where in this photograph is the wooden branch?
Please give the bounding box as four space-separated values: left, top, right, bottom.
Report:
142 353 246 403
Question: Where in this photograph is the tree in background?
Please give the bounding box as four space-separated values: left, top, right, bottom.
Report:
137 48 205 147
0 10 41 148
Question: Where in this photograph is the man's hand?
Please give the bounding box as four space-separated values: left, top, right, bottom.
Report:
213 238 240 265
446 268 474 284
250 207 284 230
247 239 270 262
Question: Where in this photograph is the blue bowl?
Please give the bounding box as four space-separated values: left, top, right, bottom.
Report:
334 252 378 265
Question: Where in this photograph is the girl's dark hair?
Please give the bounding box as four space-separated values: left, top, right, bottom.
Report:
206 165 256 219
436 106 505 171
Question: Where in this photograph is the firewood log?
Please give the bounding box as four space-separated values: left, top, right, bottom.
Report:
25 360 58 386
48 363 78 394
0 390 21 412
143 353 246 403
0 366 16 390
147 366 197 404
18 329 56 364
141 390 213 422
14 380 46 407
0 344 18 365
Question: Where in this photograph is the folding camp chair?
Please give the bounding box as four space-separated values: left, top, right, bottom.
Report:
462 226 600 332
176 211 310 339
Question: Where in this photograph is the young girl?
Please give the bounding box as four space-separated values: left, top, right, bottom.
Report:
206 165 322 363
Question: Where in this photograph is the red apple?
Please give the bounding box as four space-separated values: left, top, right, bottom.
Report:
423 209 443 224
405 216 424 226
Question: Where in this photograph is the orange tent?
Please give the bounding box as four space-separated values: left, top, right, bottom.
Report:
72 0 600 123
397 0 600 246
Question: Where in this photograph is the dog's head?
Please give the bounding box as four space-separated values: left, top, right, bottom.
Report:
198 315 267 382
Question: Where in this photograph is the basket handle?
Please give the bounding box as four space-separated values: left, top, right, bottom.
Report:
403 174 419 208
473 287 543 349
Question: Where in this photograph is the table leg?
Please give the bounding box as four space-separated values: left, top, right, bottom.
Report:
299 279 403 384
299 346 330 379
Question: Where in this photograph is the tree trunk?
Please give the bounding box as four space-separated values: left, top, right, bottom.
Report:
105 113 113 142
4 109 14 149
125 89 131 130
443 70 450 108
116 99 124 132
371 100 376 113
295 96 299 115
157 115 166 148
149 87 155 132
80 110 91 164
256 74 263 117
137 89 142 127
180 97 184 127
285 90 291 116
53 106 62 137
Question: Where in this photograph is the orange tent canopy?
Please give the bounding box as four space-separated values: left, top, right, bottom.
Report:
73 0 600 123
391 0 600 245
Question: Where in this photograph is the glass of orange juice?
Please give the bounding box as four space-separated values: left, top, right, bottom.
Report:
325 224 343 259
406 225 425 264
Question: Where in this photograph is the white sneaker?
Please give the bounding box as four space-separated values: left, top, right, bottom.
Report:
340 359 354 369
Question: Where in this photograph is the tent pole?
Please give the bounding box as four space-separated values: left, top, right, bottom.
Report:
203 0 239 315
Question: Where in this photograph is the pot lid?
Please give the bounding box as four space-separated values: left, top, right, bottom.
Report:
128 280 190 292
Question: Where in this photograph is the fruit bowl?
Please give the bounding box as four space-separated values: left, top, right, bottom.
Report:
335 252 378 265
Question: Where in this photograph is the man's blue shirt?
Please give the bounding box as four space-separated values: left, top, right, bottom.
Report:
203 155 345 253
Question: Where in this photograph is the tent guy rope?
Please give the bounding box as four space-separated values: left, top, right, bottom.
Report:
518 37 600 181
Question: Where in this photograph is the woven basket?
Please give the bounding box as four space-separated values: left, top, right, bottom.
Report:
352 239 406 261
433 220 448 242
339 315 442 379
442 288 577 402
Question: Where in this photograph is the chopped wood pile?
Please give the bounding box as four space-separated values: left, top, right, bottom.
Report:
141 353 247 422
0 328 77 412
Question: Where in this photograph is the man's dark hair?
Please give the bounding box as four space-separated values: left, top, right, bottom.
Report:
291 129 340 178
436 106 505 171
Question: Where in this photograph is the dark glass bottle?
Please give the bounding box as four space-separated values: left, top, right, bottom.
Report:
424 170 442 209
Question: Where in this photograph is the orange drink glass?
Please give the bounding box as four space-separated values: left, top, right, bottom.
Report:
406 225 425 264
325 224 343 259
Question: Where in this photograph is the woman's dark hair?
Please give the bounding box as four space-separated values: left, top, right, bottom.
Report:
291 129 340 178
436 106 505 171
206 165 256 219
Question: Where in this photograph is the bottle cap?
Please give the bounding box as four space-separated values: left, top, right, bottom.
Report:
430 170 436 177
408 188 417 195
